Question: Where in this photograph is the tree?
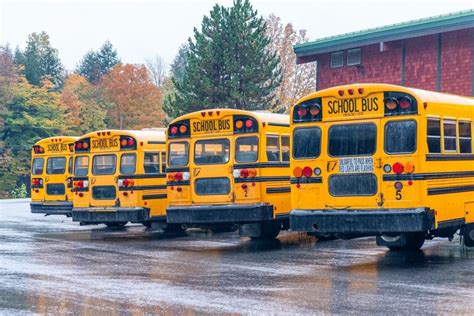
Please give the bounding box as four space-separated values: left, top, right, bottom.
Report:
61 74 107 134
265 14 316 113
0 78 66 196
14 31 64 89
76 40 120 84
169 0 281 114
145 54 166 87
100 64 165 129
163 43 189 120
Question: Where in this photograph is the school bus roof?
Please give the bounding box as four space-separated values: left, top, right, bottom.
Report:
170 109 289 125
296 83 474 107
78 129 166 142
33 136 79 146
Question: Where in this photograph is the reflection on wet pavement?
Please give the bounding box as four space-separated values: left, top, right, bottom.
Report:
1 200 474 314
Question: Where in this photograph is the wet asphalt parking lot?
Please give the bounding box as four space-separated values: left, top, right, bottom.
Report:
1 199 474 315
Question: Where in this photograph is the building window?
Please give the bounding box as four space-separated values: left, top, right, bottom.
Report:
347 48 361 66
330 51 344 68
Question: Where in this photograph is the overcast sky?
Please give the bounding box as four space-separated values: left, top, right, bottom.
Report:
1 0 472 71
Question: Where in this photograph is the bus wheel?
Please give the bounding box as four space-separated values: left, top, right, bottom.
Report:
385 232 425 251
253 220 281 240
463 224 474 247
164 224 185 233
105 222 127 228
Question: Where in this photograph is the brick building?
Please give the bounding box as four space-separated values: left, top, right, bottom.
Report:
294 10 474 96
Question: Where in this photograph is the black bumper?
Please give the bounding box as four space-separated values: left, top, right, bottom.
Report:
290 208 435 235
166 204 274 224
30 202 73 216
72 207 150 223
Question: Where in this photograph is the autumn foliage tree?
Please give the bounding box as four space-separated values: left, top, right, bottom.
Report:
100 64 165 129
61 74 107 134
265 14 316 113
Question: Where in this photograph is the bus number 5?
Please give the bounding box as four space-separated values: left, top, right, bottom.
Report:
396 191 402 200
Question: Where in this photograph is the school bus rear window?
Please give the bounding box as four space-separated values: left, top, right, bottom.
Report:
74 156 89 176
32 158 44 175
329 123 376 157
46 157 66 175
169 142 189 167
235 136 258 163
293 127 321 159
144 153 160 174
92 154 116 175
194 139 229 165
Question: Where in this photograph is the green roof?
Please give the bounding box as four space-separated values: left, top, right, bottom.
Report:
294 10 474 57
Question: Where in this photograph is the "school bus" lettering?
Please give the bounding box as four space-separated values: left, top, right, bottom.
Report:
91 138 119 150
192 119 231 134
327 97 379 115
47 143 68 152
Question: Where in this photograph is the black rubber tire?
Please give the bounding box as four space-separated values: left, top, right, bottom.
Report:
105 222 127 228
387 232 425 251
164 224 185 233
463 225 474 247
251 221 281 240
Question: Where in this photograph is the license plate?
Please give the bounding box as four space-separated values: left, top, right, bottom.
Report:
339 157 374 173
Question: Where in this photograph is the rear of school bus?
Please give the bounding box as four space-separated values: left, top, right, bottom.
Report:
166 109 291 239
289 83 474 250
71 130 168 228
30 136 78 216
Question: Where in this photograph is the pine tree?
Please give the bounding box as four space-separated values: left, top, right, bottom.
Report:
169 0 281 113
14 32 65 90
76 40 120 84
163 43 189 120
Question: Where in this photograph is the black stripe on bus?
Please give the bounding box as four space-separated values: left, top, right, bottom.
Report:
437 218 465 228
72 177 88 181
428 185 474 195
266 187 291 194
290 177 323 184
118 174 166 179
167 180 190 186
235 176 290 183
166 167 190 172
267 122 290 127
426 154 474 161
119 185 167 191
235 162 290 169
72 188 89 192
147 141 166 145
383 171 474 181
143 194 167 200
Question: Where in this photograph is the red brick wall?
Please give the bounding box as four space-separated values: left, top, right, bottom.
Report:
440 29 473 96
314 29 473 96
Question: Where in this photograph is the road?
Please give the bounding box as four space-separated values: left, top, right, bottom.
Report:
1 199 474 314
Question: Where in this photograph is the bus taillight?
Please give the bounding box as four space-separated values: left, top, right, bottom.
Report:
404 161 415 174
233 168 256 178
174 172 183 181
383 92 417 116
170 126 178 135
293 167 303 178
392 162 404 174
120 136 137 150
302 166 312 178
399 96 411 109
31 178 43 188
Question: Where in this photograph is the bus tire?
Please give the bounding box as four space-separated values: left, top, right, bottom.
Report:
463 224 474 247
164 224 185 233
387 232 425 251
105 222 127 228
251 220 281 240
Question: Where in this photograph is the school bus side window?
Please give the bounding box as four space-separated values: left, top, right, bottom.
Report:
427 118 441 153
266 135 280 162
32 158 44 175
74 156 89 176
235 136 258 163
161 151 167 173
120 153 136 175
46 157 66 175
443 120 457 152
169 142 189 167
281 135 290 161
384 120 417 154
144 153 160 174
459 121 472 154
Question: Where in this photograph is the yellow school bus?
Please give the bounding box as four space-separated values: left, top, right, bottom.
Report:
71 129 168 228
166 109 291 239
289 83 474 250
30 136 78 216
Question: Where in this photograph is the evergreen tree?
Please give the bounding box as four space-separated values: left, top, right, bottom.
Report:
163 43 189 119
76 40 120 84
169 0 281 113
14 32 64 90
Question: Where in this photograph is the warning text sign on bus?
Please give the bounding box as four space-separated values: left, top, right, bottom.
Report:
90 137 120 152
191 118 233 135
323 93 384 120
339 157 374 173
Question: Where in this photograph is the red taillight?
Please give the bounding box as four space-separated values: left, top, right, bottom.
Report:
123 179 129 187
175 172 183 181
240 169 249 178
127 138 134 146
245 119 253 128
76 142 82 149
170 126 178 135
392 162 404 174
302 166 312 178
82 142 89 149
399 97 411 109
297 107 307 117
309 105 320 116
